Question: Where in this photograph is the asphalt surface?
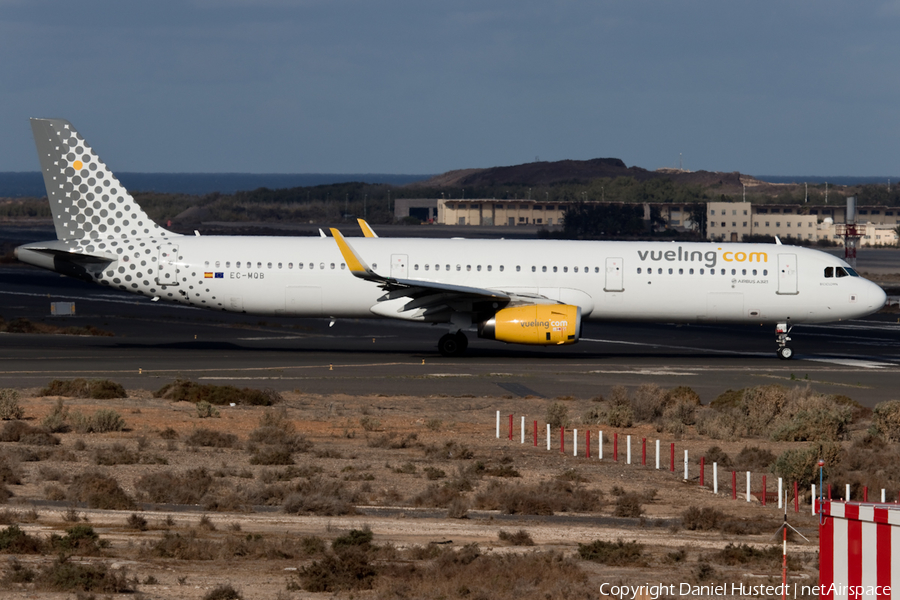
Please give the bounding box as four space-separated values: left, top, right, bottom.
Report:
2 257 900 405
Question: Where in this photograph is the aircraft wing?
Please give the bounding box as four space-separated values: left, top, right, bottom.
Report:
329 228 513 319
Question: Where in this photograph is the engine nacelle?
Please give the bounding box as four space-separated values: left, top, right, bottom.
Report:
478 304 582 346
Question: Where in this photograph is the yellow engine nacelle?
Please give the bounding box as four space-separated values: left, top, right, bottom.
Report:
478 304 582 346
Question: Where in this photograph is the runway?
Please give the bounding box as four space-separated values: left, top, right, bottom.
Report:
2 262 900 406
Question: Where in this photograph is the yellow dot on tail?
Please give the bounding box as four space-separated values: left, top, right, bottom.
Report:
73 160 83 170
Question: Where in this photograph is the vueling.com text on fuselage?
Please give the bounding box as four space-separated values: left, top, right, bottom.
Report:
637 247 768 269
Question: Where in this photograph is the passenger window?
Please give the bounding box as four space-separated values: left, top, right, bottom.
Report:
216 261 220 268
414 265 419 271
574 267 579 273
372 263 377 269
763 269 768 276
477 265 481 272
752 269 757 276
542 266 547 272
594 267 599 273
637 267 642 274
319 263 325 269
824 267 833 278
330 263 335 269
668 268 673 274
278 262 282 269
288 263 293 269
553 266 557 273
298 263 303 269
689 268 694 275
258 262 263 269
499 265 504 272
532 266 536 272
487 265 492 272
467 265 471 271
678 268 683 275
658 268 662 274
309 263 313 269
236 261 241 268
267 262 273 269
225 261 231 268
205 261 210 267
742 269 746 275
445 265 450 271
720 269 725 275
425 264 429 271
456 265 461 271
516 266 521 272
341 263 346 269
563 266 568 273
731 269 736 275
700 268 704 274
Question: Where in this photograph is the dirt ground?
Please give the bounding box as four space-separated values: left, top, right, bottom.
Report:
1 390 823 600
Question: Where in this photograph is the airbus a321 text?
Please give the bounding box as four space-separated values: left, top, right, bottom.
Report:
15 118 887 358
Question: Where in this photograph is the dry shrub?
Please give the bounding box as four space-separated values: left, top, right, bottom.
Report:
70 409 126 434
154 379 281 406
413 483 462 508
42 399 69 433
126 513 148 531
0 485 10 503
50 524 107 555
93 442 138 465
369 432 420 450
299 547 377 593
709 543 797 569
605 387 634 427
136 468 220 506
0 524 44 553
733 446 776 471
1 421 58 445
613 493 644 518
0 390 23 420
577 539 644 566
681 507 724 531
148 531 217 560
498 529 535 546
39 378 126 399
706 385 858 441
470 460 520 478
67 471 135 510
376 546 592 600
159 427 179 440
871 401 900 442
423 440 472 459
545 402 569 429
632 384 668 422
204 584 243 600
248 408 311 454
187 428 239 448
0 455 22 485
26 556 134 593
772 442 842 488
474 479 603 515
282 478 358 515
703 446 733 469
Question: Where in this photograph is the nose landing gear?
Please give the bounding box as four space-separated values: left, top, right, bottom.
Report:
776 322 793 360
438 331 469 357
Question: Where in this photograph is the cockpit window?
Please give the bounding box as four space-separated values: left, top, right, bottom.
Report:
824 267 833 278
845 267 859 277
836 267 849 278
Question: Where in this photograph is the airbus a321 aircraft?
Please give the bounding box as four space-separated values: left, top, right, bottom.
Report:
16 118 887 358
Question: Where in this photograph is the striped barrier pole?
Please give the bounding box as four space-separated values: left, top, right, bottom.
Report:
599 430 603 460
496 411 499 438
655 439 660 469
533 421 537 447
700 457 705 487
546 424 550 450
626 435 631 465
573 429 578 457
641 438 646 466
746 472 751 502
670 443 675 472
713 462 718 494
521 417 525 444
508 414 513 441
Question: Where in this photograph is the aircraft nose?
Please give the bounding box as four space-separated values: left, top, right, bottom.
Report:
869 281 887 311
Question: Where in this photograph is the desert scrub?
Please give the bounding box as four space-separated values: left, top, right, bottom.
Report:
545 402 569 429
187 428 238 448
497 529 535 546
871 401 900 442
577 539 645 566
0 389 23 420
70 409 126 434
681 507 725 531
772 442 842 488
67 471 135 510
474 479 603 515
247 408 312 465
155 379 281 406
39 378 126 399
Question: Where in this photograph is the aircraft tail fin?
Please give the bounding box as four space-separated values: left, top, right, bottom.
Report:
30 118 176 242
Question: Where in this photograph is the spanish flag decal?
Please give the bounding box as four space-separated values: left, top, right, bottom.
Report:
204 272 213 278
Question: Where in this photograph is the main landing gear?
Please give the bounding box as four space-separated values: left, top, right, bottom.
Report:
438 331 468 357
776 322 793 360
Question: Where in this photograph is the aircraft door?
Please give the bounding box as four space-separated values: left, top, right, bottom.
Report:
391 254 408 279
156 243 179 285
777 253 798 295
604 257 624 292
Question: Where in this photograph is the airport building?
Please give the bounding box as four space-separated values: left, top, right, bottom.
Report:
707 201 900 246
393 197 899 246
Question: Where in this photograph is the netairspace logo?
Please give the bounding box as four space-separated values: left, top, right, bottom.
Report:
598 582 891 599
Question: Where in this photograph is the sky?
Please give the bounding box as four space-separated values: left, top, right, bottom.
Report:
1 0 899 176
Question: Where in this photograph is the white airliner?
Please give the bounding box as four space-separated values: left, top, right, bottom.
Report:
15 118 887 358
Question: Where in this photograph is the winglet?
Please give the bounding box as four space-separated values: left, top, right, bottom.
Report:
330 228 376 277
357 219 379 238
